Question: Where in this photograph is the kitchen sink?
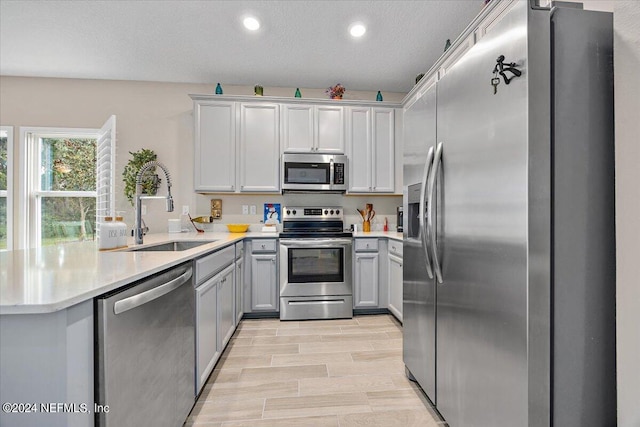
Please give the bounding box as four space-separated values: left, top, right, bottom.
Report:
127 240 217 252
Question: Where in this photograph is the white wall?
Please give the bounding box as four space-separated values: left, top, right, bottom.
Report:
614 2 640 426
0 76 403 241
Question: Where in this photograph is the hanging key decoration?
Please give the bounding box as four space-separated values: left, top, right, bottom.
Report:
491 71 500 95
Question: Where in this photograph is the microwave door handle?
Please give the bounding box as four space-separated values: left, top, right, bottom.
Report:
329 158 335 189
428 142 444 284
420 146 435 279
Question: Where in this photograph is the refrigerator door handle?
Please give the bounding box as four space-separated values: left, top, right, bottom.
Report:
428 142 444 284
420 146 435 279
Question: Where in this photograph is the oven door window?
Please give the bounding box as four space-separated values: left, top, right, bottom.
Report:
288 247 344 283
284 162 330 185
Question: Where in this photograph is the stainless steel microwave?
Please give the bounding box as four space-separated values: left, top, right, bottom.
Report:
281 153 347 193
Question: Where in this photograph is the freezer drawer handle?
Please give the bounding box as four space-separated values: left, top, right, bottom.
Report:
420 146 435 279
428 142 444 284
288 299 345 305
113 268 193 315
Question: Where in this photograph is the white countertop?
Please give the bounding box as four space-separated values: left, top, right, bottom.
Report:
0 230 401 315
352 231 403 241
0 232 275 315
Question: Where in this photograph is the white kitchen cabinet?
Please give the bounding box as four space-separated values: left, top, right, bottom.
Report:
195 274 219 393
194 101 236 192
347 107 395 193
354 239 380 308
282 104 344 153
388 252 403 322
194 246 236 394
354 252 379 307
250 240 278 311
239 103 280 192
217 264 236 351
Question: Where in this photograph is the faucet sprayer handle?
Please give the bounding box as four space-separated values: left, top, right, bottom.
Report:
166 197 174 212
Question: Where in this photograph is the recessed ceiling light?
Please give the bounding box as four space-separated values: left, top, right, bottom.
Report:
243 16 260 31
349 22 366 38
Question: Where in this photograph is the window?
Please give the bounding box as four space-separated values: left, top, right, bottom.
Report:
20 117 115 248
0 126 13 250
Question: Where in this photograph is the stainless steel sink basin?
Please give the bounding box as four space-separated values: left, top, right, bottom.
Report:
128 240 217 252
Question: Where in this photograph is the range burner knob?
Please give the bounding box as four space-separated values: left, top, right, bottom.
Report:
292 209 297 215
336 209 340 215
324 210 329 215
330 209 334 215
286 209 291 215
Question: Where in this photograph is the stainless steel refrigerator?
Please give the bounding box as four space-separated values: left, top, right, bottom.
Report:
402 1 616 426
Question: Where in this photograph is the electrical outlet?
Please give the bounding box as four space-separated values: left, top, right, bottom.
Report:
182 205 189 215
141 204 147 215
242 205 249 215
250 205 257 215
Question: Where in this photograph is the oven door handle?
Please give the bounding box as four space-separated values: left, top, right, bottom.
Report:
279 238 353 247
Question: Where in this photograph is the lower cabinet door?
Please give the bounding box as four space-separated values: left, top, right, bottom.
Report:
388 254 403 322
217 265 236 351
235 258 244 325
251 253 278 311
354 252 379 307
195 276 218 394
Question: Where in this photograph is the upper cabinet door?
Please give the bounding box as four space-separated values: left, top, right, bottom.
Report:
282 104 345 153
347 107 372 192
372 108 395 193
239 103 280 192
282 104 314 152
316 106 345 153
347 107 395 193
194 101 236 192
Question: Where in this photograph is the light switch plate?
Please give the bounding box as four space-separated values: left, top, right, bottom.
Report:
242 205 249 215
250 205 257 215
182 205 189 215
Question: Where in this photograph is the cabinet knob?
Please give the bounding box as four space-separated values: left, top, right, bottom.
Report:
400 264 403 267
261 244 266 249
271 258 275 263
366 244 370 248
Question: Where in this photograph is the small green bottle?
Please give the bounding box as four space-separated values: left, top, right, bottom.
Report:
295 88 302 98
376 91 383 102
215 83 223 95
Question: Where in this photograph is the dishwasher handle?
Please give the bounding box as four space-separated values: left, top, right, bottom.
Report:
113 268 193 315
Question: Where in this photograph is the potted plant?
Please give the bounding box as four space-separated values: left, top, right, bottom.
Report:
326 83 346 99
122 149 160 206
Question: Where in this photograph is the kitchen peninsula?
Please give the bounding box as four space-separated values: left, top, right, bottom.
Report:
0 230 401 427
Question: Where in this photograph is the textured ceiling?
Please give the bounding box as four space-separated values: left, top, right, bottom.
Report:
0 0 485 93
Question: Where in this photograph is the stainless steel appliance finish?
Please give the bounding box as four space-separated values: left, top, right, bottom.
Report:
279 207 353 320
403 2 615 426
281 153 347 193
396 206 403 232
96 263 195 427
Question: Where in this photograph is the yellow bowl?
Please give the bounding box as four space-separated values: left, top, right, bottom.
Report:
227 224 249 233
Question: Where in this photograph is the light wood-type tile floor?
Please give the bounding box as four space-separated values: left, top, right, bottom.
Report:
185 314 446 427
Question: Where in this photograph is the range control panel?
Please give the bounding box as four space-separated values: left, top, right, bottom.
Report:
282 206 343 221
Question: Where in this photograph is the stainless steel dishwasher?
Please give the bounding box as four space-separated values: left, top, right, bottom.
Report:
95 262 195 427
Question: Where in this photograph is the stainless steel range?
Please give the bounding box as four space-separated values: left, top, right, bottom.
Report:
279 207 353 320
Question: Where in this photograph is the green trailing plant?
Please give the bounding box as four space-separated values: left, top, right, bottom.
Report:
122 149 160 206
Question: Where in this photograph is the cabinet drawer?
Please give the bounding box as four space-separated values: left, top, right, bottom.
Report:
195 245 235 284
252 239 277 253
388 240 403 257
354 238 378 252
